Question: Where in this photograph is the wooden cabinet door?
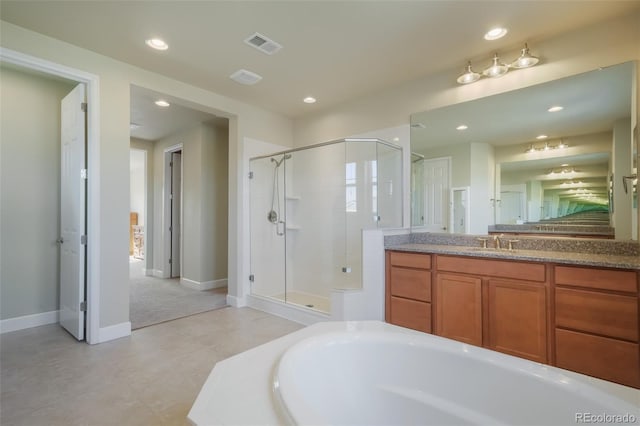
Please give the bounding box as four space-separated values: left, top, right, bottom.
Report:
487 279 547 363
435 273 482 346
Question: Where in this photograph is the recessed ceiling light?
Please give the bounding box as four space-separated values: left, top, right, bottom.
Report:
145 38 168 51
536 135 548 140
155 100 170 107
484 27 508 41
456 125 468 130
548 106 564 112
303 96 316 104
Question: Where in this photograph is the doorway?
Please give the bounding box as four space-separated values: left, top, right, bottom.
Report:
128 85 229 329
0 53 99 343
165 146 182 278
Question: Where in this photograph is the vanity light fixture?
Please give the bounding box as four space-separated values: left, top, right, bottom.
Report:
536 135 548 140
482 53 509 78
456 62 481 84
510 43 539 69
525 139 568 153
456 44 540 85
145 38 169 51
155 100 170 107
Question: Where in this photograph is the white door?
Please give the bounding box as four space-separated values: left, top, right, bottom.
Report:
170 151 181 278
424 157 450 232
59 83 86 340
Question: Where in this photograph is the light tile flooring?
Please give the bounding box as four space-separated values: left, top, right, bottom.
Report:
0 307 302 426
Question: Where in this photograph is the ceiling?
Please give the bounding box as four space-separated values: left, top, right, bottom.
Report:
130 85 228 141
2 1 639 118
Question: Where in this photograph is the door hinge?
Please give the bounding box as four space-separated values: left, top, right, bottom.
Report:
81 169 88 179
80 301 87 312
80 235 87 245
169 258 172 264
248 171 254 179
81 102 87 112
169 226 172 232
249 274 254 282
170 161 173 167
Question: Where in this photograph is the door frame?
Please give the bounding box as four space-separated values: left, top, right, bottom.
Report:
163 144 183 278
0 47 101 344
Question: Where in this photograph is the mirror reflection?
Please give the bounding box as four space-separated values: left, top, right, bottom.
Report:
410 61 635 238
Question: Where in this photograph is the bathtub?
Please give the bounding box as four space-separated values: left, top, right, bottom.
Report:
274 329 638 426
188 321 639 425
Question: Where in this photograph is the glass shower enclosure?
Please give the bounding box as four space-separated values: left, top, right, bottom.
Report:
249 138 402 314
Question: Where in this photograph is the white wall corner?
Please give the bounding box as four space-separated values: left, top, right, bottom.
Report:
181 278 228 291
98 322 131 343
226 294 247 307
362 229 387 321
0 310 60 334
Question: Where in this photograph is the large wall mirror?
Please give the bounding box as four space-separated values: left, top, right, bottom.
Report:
410 61 637 239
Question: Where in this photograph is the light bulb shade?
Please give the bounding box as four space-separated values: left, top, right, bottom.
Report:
457 62 480 84
511 44 539 69
482 54 508 78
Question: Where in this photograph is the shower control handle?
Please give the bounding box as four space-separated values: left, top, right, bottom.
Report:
277 220 285 236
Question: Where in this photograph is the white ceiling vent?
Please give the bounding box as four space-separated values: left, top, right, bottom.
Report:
230 69 263 85
244 32 282 55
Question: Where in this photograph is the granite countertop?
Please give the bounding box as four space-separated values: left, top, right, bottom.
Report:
386 243 640 270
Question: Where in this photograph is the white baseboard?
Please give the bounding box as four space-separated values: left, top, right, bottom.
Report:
0 310 59 334
247 295 328 326
181 277 228 291
98 322 131 343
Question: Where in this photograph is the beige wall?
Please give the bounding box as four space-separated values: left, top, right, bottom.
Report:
152 121 228 284
0 65 75 320
1 21 293 330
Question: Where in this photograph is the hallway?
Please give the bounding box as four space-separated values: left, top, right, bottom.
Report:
129 259 227 329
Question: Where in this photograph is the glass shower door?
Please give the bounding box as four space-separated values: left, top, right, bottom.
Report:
249 156 286 301
285 143 345 312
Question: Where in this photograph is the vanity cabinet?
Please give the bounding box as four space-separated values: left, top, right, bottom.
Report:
553 265 639 388
435 255 548 363
385 251 431 333
385 249 640 387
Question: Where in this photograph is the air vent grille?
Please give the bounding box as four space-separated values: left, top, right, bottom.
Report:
244 32 282 55
230 69 263 85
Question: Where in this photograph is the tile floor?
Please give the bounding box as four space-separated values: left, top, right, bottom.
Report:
0 307 302 426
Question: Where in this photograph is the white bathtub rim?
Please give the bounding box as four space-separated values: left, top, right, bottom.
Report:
273 329 639 426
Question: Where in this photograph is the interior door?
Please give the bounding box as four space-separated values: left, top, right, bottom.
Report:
424 157 450 232
59 83 86 340
170 151 182 278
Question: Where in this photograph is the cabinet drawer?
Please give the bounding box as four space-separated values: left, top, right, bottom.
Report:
389 251 431 269
555 329 640 388
436 255 545 282
555 288 638 341
389 296 431 333
390 267 431 302
555 266 637 293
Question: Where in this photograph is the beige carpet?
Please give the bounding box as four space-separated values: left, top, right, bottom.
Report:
129 259 228 329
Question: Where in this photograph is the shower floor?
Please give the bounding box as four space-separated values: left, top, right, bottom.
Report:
271 291 330 314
